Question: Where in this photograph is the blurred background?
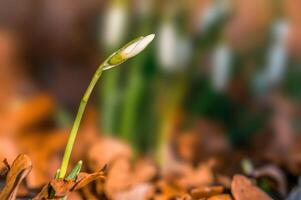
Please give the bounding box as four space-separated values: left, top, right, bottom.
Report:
0 0 301 194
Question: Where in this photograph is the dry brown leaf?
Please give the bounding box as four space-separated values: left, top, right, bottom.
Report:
0 135 20 164
18 130 68 188
172 160 215 189
0 154 32 200
104 157 157 199
231 175 272 200
208 194 232 200
216 174 232 189
32 184 49 200
178 194 193 200
133 158 157 184
175 119 228 163
112 183 153 200
148 180 187 200
14 94 55 131
105 157 132 197
0 158 10 177
72 169 106 191
88 137 132 171
50 179 76 197
67 192 83 200
0 94 55 135
81 186 98 200
33 183 83 200
251 164 287 196
190 186 224 199
33 167 106 199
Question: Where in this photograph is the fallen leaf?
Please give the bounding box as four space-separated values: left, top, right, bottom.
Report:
175 119 229 163
18 130 68 188
132 158 157 184
81 186 98 200
231 175 272 200
190 185 224 199
87 137 132 171
72 169 106 191
0 154 32 200
178 194 193 200
251 164 287 196
32 184 49 200
148 180 186 200
208 194 232 200
169 160 215 189
50 179 75 197
104 157 157 199
33 167 106 199
105 157 132 197
216 174 232 189
14 94 55 132
0 159 10 177
0 136 19 164
112 183 153 200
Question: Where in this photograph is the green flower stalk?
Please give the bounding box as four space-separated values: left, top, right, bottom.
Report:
58 34 155 178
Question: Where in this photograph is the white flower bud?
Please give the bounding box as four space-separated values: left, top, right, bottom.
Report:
104 34 155 70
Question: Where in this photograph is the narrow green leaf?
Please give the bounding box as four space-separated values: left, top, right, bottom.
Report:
65 160 82 181
54 169 61 179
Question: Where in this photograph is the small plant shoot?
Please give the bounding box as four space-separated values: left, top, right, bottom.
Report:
58 34 155 178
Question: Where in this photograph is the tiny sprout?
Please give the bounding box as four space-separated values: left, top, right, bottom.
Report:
58 34 155 179
66 160 82 181
54 169 61 179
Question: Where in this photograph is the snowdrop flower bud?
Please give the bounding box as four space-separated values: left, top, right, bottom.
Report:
104 34 155 70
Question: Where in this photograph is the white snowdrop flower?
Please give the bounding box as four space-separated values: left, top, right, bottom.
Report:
157 21 192 72
265 20 289 84
199 5 220 32
211 43 232 91
253 20 289 94
157 21 178 70
273 20 289 45
102 5 127 48
105 34 155 69
198 0 230 33
266 43 287 83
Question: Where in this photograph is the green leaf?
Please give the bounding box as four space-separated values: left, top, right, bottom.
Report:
65 160 83 181
54 169 61 179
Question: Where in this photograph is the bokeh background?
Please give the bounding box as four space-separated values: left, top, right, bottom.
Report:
0 0 301 194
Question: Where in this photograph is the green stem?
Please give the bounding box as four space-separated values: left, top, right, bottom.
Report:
57 33 155 178
59 63 107 178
